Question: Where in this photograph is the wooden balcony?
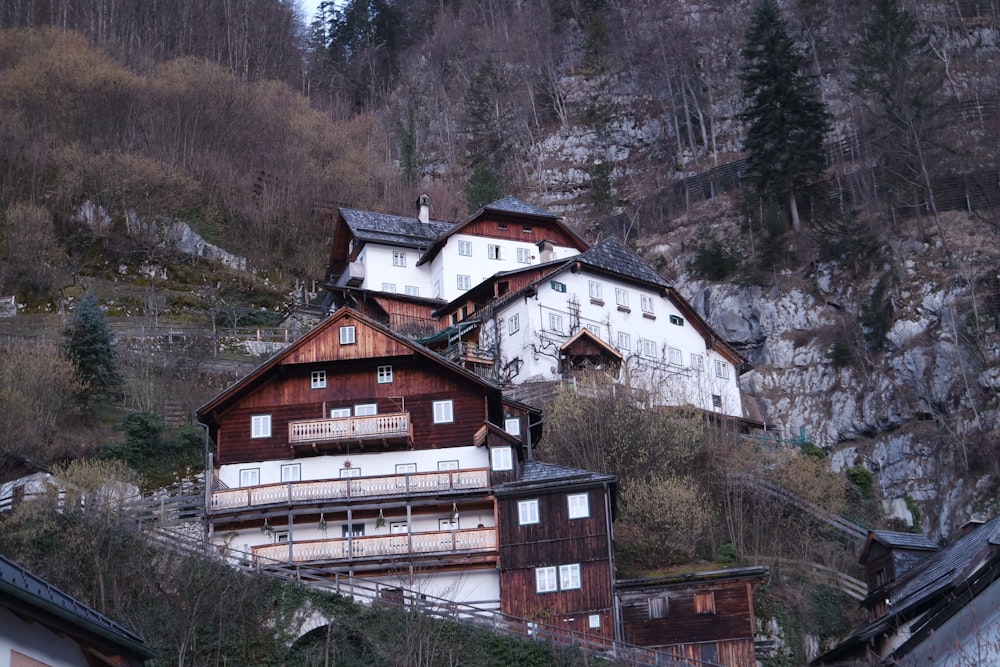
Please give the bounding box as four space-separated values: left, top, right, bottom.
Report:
288 412 412 450
252 527 497 565
210 468 490 512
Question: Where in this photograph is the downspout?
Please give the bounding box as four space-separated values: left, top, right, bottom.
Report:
196 416 213 549
606 481 621 644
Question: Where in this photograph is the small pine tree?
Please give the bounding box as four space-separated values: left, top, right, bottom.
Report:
739 0 830 234
64 292 123 402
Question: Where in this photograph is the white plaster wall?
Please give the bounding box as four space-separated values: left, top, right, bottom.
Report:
0 607 92 667
372 570 501 610
357 245 434 296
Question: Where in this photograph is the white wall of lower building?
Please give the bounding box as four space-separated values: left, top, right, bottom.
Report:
357 244 433 297
0 607 92 667
371 569 501 611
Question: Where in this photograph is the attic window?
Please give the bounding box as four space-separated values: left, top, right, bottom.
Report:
669 315 685 326
694 591 716 615
550 280 567 293
340 326 356 345
522 226 533 233
498 223 508 230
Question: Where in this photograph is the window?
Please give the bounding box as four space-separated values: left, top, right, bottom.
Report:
381 282 397 293
251 415 271 439
586 324 601 337
588 614 601 629
355 403 377 416
395 463 417 474
715 360 730 379
457 274 471 290
340 326 356 344
536 566 558 593
712 394 723 408
617 332 631 350
615 288 629 308
549 313 563 333
522 226 533 234
239 468 259 487
508 314 520 335
433 400 454 424
642 339 657 358
438 460 459 471
342 524 365 537
377 365 393 384
567 493 590 519
392 251 406 267
330 407 351 418
491 446 513 471
488 244 502 260
517 247 531 263
439 516 459 530
700 644 719 665
550 280 567 293
339 467 361 478
390 521 408 534
669 347 683 365
458 240 472 256
405 285 419 296
589 281 603 300
311 370 327 389
559 563 581 590
504 417 521 436
281 464 301 482
640 294 654 313
694 591 716 615
691 354 704 371
497 223 508 230
648 597 668 619
669 314 685 326
518 499 540 525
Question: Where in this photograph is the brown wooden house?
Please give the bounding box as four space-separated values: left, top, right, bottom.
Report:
616 566 768 667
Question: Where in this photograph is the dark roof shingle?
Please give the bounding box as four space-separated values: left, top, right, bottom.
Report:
575 236 669 287
340 208 453 248
483 196 557 218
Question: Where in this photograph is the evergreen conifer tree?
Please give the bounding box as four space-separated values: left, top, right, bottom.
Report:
739 0 830 234
64 292 123 402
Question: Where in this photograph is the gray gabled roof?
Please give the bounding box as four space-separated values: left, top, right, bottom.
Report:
870 530 939 552
482 196 557 218
494 461 615 494
340 208 453 249
574 236 670 288
0 553 155 660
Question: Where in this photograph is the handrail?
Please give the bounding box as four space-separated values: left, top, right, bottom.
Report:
289 412 410 444
252 527 497 563
210 468 490 511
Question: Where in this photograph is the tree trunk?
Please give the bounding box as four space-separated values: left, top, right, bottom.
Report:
789 190 802 234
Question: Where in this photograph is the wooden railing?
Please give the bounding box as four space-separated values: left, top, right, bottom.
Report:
289 412 410 444
252 527 497 564
210 468 490 511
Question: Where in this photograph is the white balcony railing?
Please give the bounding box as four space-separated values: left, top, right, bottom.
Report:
210 468 490 511
289 412 410 445
252 527 497 564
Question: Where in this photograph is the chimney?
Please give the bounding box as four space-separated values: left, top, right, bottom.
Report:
961 517 985 536
537 239 554 263
417 193 430 223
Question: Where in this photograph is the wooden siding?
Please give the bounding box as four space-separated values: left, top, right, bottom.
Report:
620 580 755 648
216 357 488 464
497 489 610 568
458 215 582 249
279 313 413 365
499 562 614 641
658 639 757 667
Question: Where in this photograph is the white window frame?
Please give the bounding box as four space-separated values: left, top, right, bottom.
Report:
508 314 520 335
641 294 654 313
691 354 704 371
311 370 327 389
395 463 417 474
588 614 601 629
715 360 730 379
586 324 601 337
438 460 459 471
491 446 513 471
504 417 521 436
616 288 629 307
251 414 271 439
567 493 590 519
516 247 531 263
392 251 406 267
549 313 563 333
381 282 396 293
488 244 502 260
458 240 472 256
405 285 419 296
457 274 471 290
618 332 631 351
642 339 657 359
342 523 364 536
439 517 459 530
518 499 540 525
281 464 301 482
669 347 683 366
339 467 361 478
330 407 351 418
239 468 259 487
589 281 603 300
355 403 377 416
377 365 393 384
340 326 356 345
433 399 454 424
559 563 582 590
535 566 558 593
